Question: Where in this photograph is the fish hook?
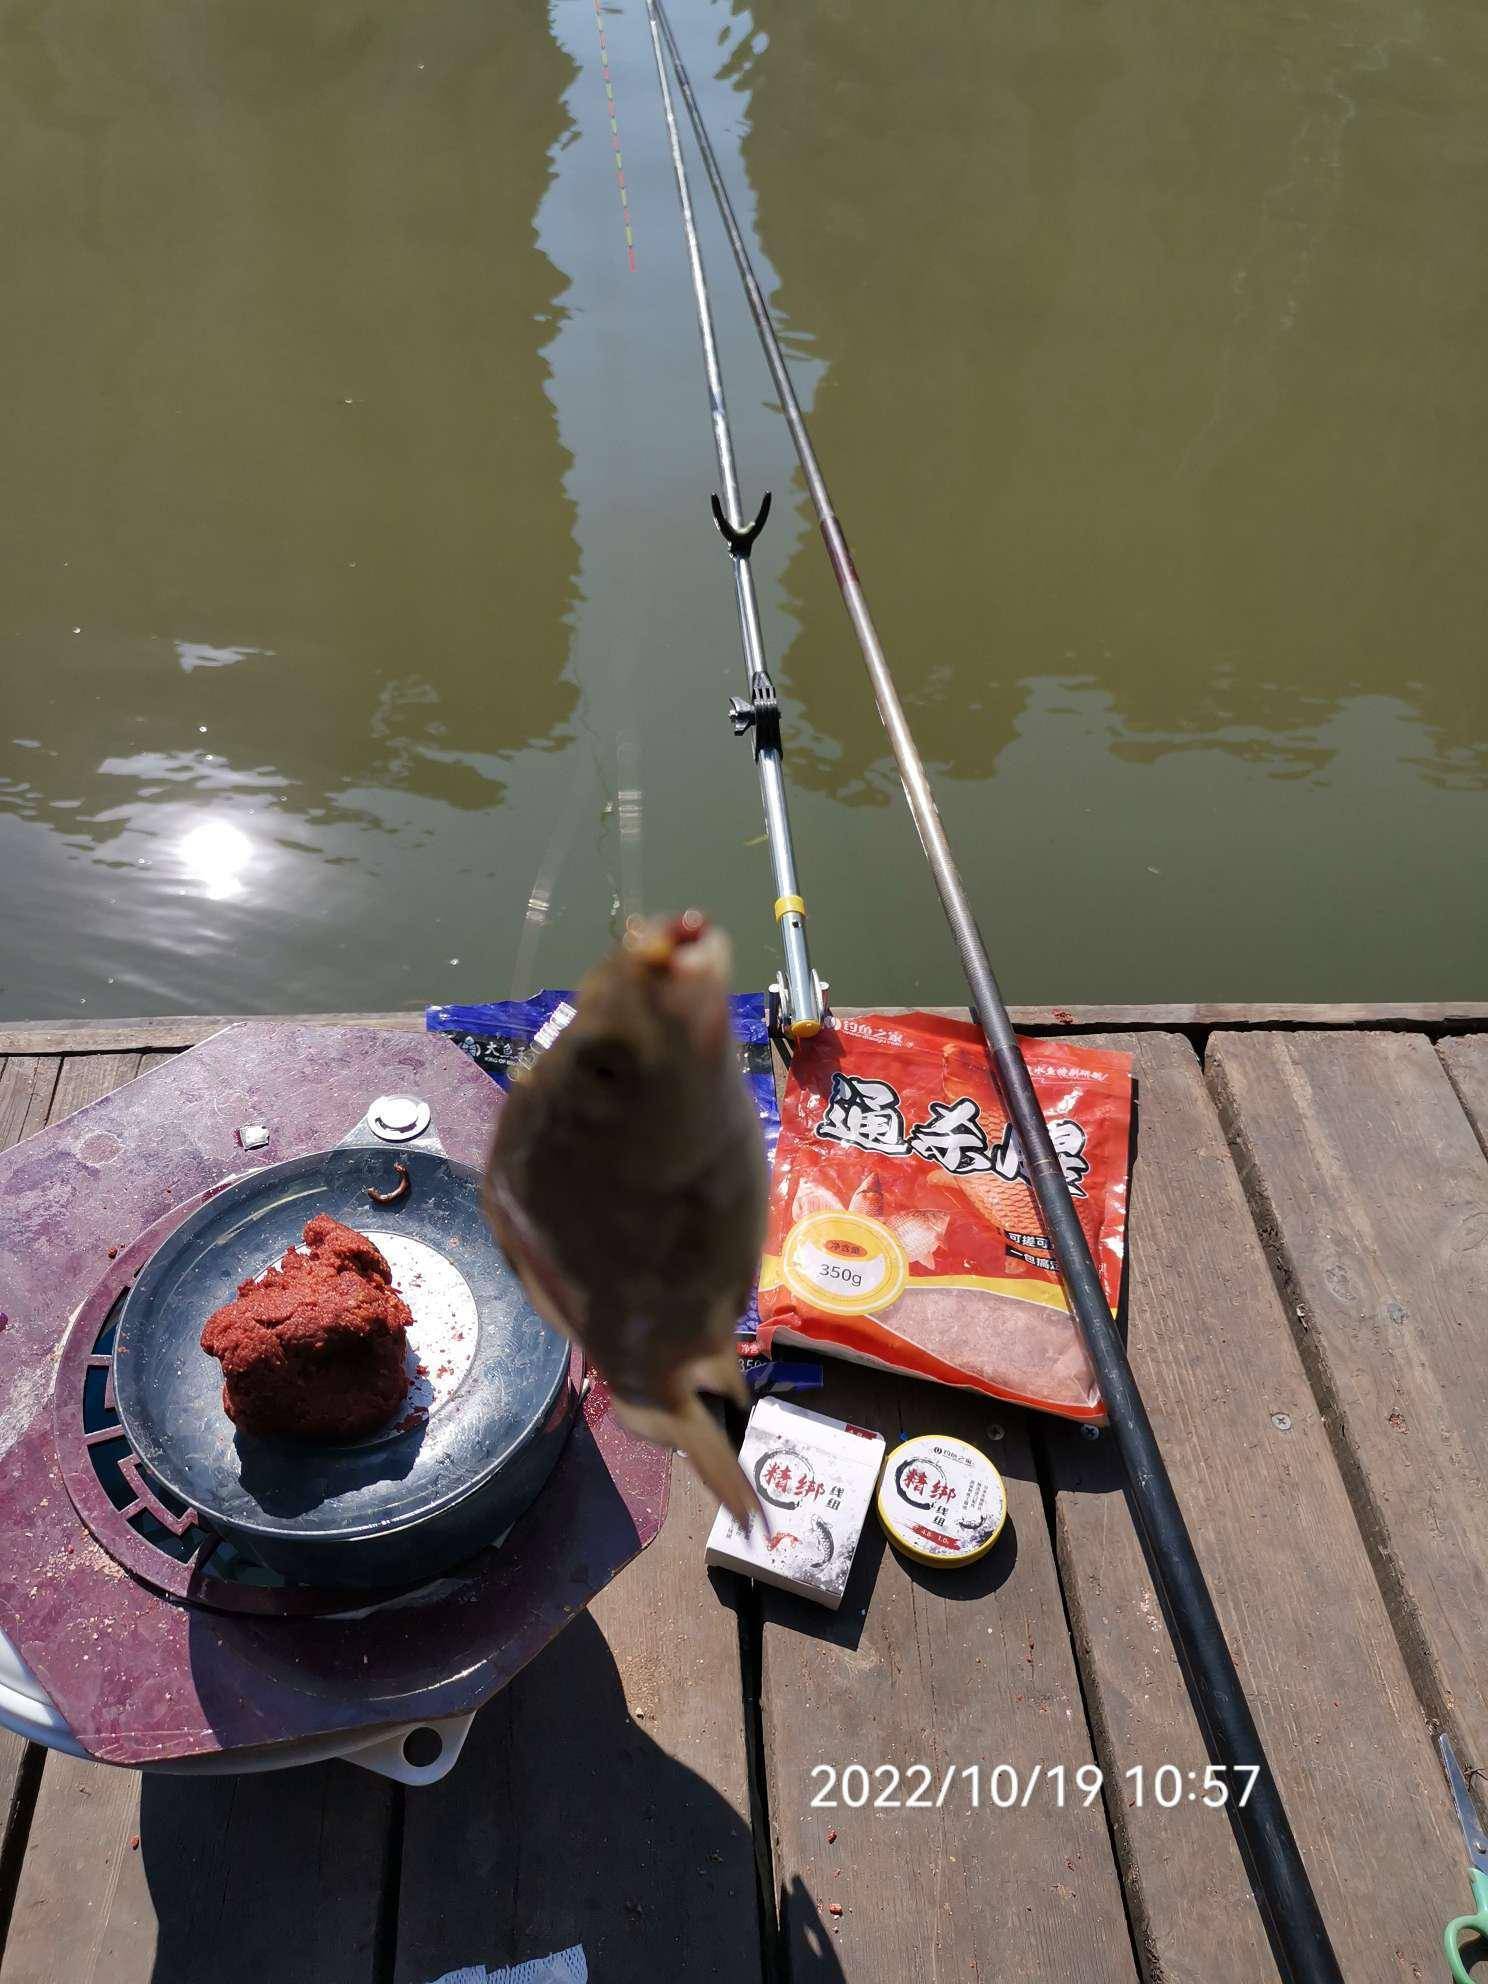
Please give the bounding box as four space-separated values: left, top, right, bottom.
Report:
367 1161 411 1207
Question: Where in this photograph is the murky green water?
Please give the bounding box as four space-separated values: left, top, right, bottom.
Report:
2 0 1484 1021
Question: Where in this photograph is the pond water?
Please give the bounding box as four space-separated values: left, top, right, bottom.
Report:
2 0 1484 1020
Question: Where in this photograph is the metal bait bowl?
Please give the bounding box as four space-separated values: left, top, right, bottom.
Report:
110 1145 574 1588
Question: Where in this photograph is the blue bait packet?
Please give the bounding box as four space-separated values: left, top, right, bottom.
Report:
426 990 779 1335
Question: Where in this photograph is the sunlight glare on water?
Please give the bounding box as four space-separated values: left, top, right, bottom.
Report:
178 820 255 905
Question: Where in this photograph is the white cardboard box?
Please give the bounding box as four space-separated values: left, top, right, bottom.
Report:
705 1396 885 1609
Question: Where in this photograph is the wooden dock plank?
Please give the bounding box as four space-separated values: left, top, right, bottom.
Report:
0 1052 144 1982
3 1002 1487 1058
0 1063 60 1151
759 1363 1138 1982
1047 1031 1463 1982
1209 1031 1488 1771
0 1015 428 1056
0 1752 390 1984
1439 1034 1488 1159
0 1051 145 1974
0 1061 62 1942
42 1055 143 1123
395 1464 761 1984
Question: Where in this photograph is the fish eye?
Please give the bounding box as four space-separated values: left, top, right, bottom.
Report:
577 1039 635 1087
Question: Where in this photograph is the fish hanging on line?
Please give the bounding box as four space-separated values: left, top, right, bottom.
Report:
483 910 764 1522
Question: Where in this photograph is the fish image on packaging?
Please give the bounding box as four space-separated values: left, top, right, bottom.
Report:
705 1396 886 1608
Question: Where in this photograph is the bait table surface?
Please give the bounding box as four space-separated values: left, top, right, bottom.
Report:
0 1006 1485 1983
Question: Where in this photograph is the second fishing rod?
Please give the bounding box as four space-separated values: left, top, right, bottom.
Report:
644 4 1344 1979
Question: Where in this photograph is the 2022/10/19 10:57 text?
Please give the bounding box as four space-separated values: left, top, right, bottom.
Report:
808 1763 1260 1810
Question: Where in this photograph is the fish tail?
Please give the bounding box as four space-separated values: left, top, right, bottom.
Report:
615 1394 761 1527
688 1344 750 1409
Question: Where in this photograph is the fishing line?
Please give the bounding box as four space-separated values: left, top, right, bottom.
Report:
512 0 651 996
510 721 645 997
591 0 647 931
591 0 637 272
615 726 645 929
509 748 595 1001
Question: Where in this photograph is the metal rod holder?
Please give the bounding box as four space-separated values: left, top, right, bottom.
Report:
644 3 823 1042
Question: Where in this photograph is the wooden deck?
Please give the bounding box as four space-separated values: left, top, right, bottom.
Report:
1 1008 1485 1982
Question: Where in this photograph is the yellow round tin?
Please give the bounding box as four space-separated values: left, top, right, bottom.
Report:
780 1210 910 1316
877 1433 1008 1567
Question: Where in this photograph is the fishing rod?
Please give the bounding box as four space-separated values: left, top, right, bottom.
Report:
643 1 825 1043
645 6 1342 1979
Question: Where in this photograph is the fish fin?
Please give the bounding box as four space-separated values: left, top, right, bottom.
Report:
792 1177 843 1221
688 1344 749 1409
486 1197 582 1343
615 1394 762 1527
849 1173 885 1217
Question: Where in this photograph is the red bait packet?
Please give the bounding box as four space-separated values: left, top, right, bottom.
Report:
757 1013 1132 1422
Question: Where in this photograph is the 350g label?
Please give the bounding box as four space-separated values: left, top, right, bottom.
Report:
809 1763 1260 1810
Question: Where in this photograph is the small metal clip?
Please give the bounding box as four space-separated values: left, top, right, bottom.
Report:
727 670 783 760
